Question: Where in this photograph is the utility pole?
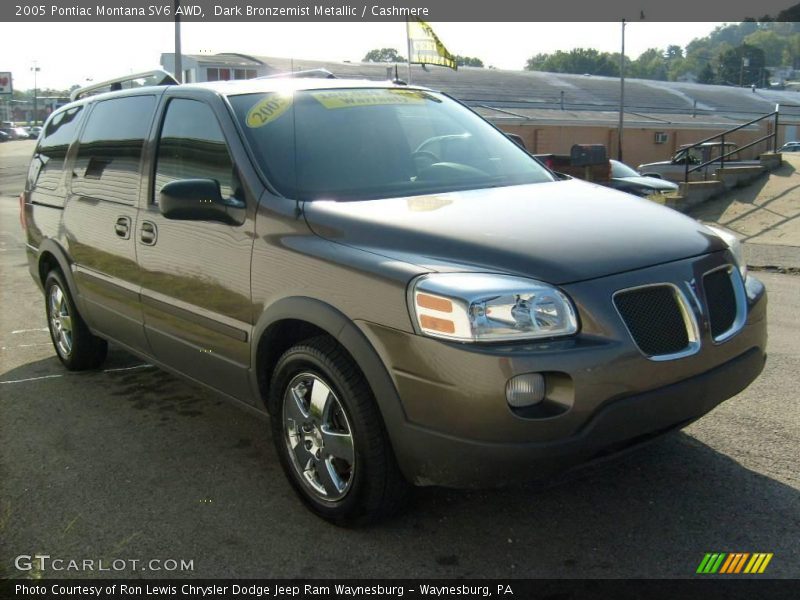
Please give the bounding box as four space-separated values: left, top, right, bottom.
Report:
617 18 626 162
30 62 40 125
405 17 413 84
739 56 749 87
174 0 183 82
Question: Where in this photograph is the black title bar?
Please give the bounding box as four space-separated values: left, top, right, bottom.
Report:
3 579 799 600
3 0 800 22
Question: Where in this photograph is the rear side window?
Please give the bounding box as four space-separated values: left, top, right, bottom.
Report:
72 95 156 204
154 98 235 202
28 105 84 191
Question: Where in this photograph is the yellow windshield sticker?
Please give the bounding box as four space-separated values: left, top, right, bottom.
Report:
246 95 293 128
311 89 428 109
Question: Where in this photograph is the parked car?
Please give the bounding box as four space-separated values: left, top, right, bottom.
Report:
0 126 23 140
607 159 679 196
28 125 42 139
779 141 800 153
21 76 767 525
13 126 30 139
0 130 9 143
638 142 759 182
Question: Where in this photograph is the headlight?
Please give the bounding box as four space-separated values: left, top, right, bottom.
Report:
705 224 747 279
408 273 579 342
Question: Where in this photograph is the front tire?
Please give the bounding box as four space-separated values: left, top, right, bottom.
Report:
44 270 107 370
269 336 410 525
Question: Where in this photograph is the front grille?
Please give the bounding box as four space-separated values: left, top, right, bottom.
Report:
614 286 690 357
704 268 738 339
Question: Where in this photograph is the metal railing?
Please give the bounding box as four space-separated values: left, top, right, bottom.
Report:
683 104 779 183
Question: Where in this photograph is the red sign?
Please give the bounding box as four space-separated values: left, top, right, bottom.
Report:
0 72 12 95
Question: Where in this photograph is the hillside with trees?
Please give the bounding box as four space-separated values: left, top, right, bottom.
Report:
525 21 800 87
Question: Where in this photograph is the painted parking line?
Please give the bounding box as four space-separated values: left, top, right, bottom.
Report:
0 373 63 385
0 343 53 350
103 364 154 373
0 363 153 385
11 328 48 334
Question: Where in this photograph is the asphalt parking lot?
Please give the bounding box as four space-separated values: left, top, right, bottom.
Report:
1 139 798 579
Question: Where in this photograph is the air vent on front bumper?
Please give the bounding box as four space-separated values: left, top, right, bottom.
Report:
614 284 700 360
703 265 746 343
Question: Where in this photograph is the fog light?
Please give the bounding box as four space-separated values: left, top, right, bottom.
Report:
506 373 546 408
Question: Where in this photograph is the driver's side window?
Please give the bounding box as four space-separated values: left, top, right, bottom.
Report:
154 98 234 204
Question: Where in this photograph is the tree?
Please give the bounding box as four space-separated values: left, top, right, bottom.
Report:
665 45 684 60
716 43 766 86
631 48 668 80
744 29 791 65
525 54 550 71
697 63 716 84
362 48 406 63
524 48 619 76
455 55 484 67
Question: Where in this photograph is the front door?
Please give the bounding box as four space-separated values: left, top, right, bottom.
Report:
136 96 255 400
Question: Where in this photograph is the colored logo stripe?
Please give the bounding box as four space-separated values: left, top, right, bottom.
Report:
720 553 749 573
744 553 774 574
697 553 726 573
697 552 773 574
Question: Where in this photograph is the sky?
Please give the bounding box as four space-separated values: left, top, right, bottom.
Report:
0 21 725 91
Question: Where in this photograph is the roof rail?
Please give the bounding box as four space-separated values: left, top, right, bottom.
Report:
70 69 179 101
259 68 337 80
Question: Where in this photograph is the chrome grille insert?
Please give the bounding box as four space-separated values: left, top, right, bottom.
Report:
613 283 701 361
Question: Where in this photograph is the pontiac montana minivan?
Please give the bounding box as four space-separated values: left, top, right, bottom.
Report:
21 75 767 524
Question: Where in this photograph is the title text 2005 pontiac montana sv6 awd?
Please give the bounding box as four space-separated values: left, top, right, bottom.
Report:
21 74 766 524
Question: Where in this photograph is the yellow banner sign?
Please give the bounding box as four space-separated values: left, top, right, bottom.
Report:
311 89 428 109
407 19 457 70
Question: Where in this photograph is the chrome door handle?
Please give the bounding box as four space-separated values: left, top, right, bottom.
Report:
140 221 157 245
114 216 130 239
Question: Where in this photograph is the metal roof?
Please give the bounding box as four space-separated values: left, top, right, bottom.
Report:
247 55 800 121
182 53 264 67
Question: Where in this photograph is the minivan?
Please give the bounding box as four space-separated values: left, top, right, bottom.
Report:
21 72 767 524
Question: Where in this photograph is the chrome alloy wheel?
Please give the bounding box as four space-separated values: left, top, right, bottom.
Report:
283 373 355 502
48 284 73 357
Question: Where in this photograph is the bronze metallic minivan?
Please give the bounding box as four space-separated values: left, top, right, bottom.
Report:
21 73 767 524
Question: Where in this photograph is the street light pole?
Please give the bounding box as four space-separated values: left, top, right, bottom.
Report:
30 62 41 125
174 0 183 83
617 19 626 162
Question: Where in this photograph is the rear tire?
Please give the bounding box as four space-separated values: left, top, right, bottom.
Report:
44 270 107 370
269 336 410 526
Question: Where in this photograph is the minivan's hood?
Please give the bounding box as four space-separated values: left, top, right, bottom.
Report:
303 179 724 284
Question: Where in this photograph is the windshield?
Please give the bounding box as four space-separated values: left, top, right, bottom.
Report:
610 160 640 178
229 88 554 201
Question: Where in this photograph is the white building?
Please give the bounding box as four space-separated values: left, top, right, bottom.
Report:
160 53 268 83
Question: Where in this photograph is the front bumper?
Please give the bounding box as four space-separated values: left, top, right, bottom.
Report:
358 251 767 487
387 345 763 487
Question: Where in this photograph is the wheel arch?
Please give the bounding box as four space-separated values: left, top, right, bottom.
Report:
250 297 411 471
35 239 80 302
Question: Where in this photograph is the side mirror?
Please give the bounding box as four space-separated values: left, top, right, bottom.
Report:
159 179 244 225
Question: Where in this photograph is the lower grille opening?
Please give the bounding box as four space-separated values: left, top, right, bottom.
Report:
704 268 738 339
614 285 690 357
